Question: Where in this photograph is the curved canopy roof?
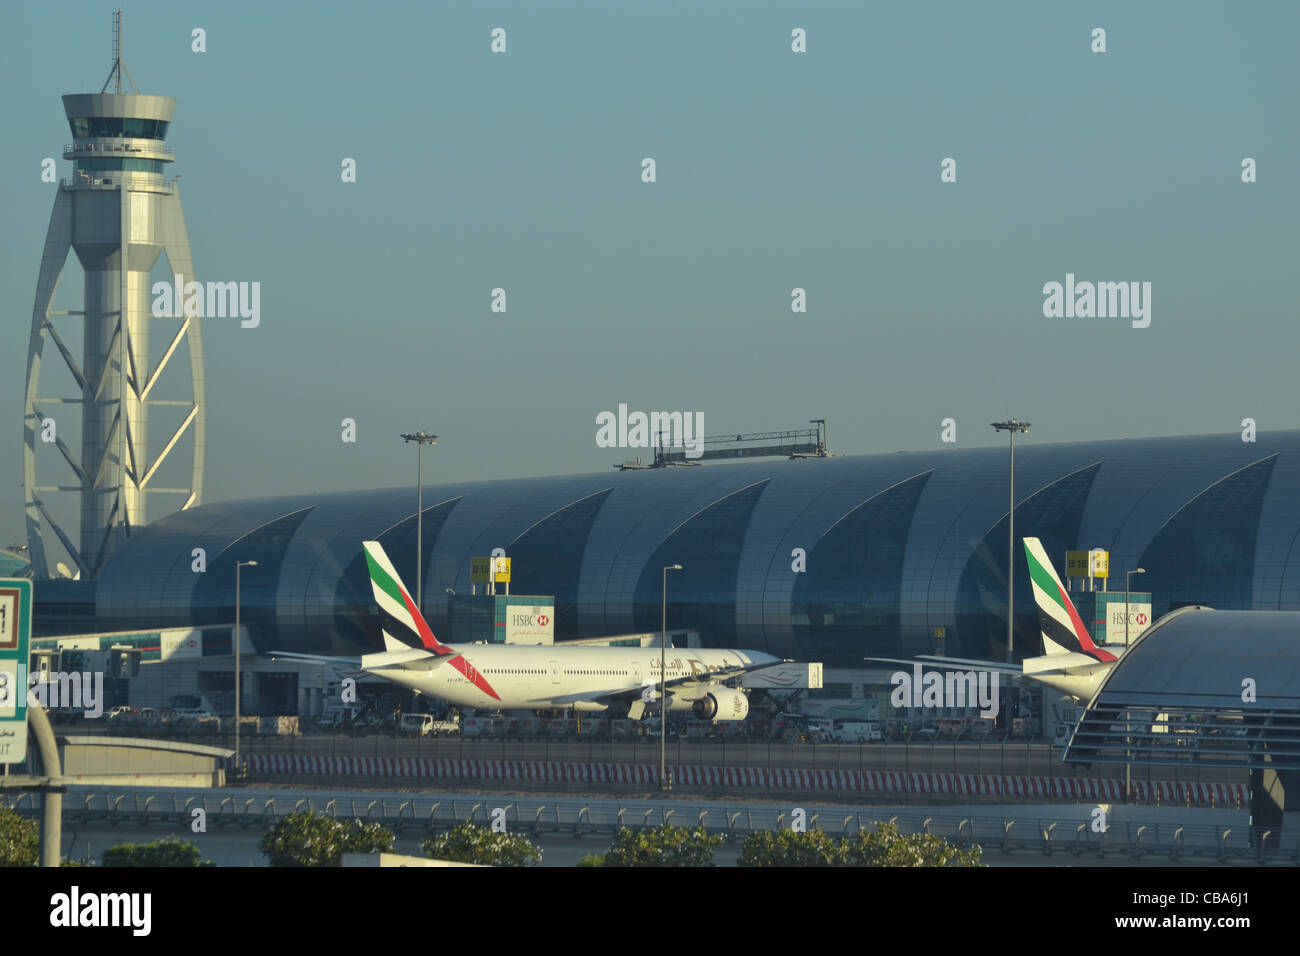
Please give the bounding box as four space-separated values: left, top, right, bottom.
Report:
1064 608 1300 770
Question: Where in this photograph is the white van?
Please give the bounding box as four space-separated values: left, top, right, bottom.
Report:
835 720 882 743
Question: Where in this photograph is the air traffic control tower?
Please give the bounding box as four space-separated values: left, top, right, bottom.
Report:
24 12 205 581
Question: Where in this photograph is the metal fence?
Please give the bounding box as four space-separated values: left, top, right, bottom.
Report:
2 787 1290 864
194 730 1248 806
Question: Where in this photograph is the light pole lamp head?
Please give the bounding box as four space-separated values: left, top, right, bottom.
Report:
990 419 1031 434
401 431 438 446
1135 568 1146 574
667 564 682 571
237 560 258 568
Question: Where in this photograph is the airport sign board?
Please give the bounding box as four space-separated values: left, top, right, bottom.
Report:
504 605 553 644
1103 599 1152 644
1065 550 1090 577
0 579 31 763
1090 549 1109 578
1065 549 1109 579
471 557 512 583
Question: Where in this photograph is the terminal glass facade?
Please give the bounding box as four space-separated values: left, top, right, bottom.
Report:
75 431 1300 667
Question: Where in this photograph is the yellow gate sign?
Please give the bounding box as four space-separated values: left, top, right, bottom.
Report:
1089 549 1109 579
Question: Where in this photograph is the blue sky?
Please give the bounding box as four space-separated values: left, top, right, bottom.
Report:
3 0 1297 557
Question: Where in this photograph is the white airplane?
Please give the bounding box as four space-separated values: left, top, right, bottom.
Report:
870 537 1130 702
271 541 791 721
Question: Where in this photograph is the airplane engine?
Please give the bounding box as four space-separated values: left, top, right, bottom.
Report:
692 688 749 722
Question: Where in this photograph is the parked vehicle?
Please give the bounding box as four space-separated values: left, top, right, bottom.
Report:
771 713 833 744
934 717 970 738
167 694 216 720
834 720 882 743
398 713 460 736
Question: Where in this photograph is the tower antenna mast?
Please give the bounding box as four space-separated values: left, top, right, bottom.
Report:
101 10 138 94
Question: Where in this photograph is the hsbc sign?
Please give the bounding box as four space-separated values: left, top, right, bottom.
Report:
160 628 205 660
505 605 554 645
1105 603 1152 644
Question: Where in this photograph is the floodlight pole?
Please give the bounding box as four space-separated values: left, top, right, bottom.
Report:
1125 568 1146 647
234 560 258 772
661 564 682 791
401 431 438 613
1123 567 1145 804
991 420 1031 665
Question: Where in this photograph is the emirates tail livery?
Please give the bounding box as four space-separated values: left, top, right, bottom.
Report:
870 537 1131 702
1015 536 1121 699
273 541 790 721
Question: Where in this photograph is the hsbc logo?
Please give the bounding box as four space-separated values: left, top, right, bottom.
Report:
1111 610 1150 624
1107 605 1151 642
510 611 552 629
505 606 554 644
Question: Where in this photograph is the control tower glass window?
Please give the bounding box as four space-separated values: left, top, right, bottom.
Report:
68 117 170 140
75 157 165 175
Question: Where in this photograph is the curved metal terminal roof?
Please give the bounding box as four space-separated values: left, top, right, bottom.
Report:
60 427 1300 661
1064 608 1300 771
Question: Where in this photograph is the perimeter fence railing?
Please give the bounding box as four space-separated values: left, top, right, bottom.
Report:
2 787 1290 864
61 722 1250 807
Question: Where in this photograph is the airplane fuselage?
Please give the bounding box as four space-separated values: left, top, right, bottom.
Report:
1022 645 1126 701
361 644 778 713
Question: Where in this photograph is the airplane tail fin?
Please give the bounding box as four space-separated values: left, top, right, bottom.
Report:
1022 537 1116 663
362 541 452 654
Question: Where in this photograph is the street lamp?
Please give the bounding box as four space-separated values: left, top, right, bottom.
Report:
1122 568 1145 803
400 431 438 613
661 564 682 791
991 419 1031 664
234 559 258 771
1125 568 1146 646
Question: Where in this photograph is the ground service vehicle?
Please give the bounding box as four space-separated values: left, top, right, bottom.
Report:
834 720 882 742
398 713 461 736
772 713 833 743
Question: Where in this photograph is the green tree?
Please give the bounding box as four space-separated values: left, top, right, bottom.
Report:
598 826 722 867
737 828 842 867
0 805 38 867
421 823 541 867
102 837 211 867
260 811 394 867
840 822 982 867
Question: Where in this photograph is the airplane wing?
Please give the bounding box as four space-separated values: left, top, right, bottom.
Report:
362 647 455 671
266 650 363 669
588 659 788 706
866 656 1023 676
266 647 449 673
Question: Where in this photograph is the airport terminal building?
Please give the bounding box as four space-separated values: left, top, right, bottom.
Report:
33 429 1300 668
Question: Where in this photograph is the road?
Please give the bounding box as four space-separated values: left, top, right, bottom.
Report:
53 727 1246 801
223 734 1242 784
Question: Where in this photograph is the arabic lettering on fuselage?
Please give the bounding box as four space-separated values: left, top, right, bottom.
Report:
650 657 730 675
